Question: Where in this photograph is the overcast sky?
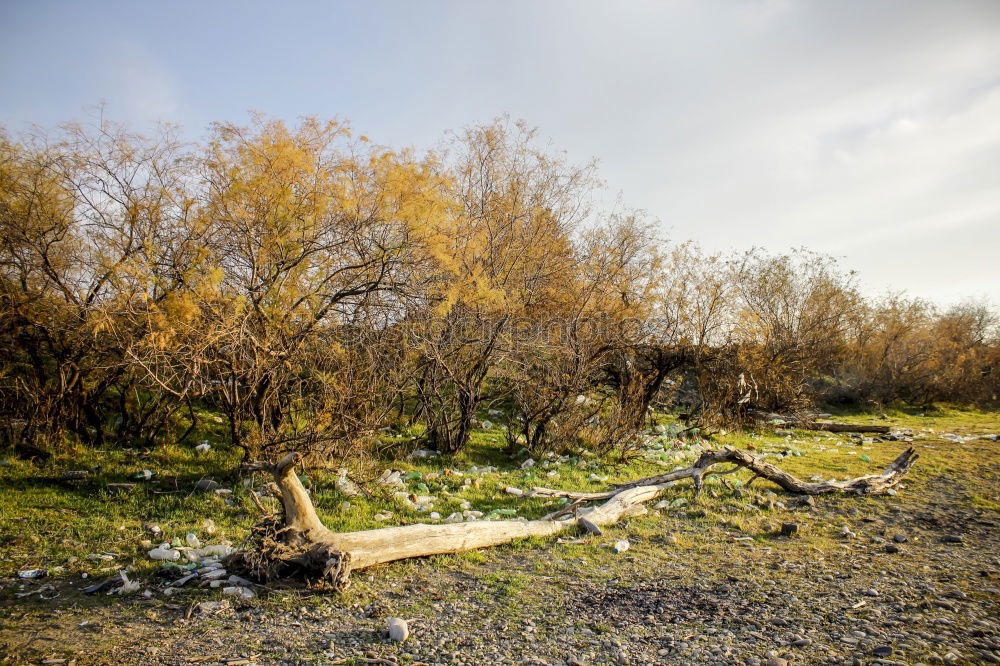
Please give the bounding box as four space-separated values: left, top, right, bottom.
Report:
2 0 998 306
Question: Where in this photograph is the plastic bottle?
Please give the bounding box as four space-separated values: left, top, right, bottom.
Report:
186 533 202 549
612 539 630 554
148 547 180 561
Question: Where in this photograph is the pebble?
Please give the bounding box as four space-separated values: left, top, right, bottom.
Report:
387 617 409 642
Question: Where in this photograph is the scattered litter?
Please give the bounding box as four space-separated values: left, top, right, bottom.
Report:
408 449 437 459
556 538 589 545
186 533 202 549
612 539 630 554
114 570 141 595
335 469 360 496
202 519 217 534
15 584 57 599
149 545 181 561
18 568 46 579
520 458 536 469
170 574 198 587
504 486 524 497
82 578 118 595
60 470 88 482
131 469 154 481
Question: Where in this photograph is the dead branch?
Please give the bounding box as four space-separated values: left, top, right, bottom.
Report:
231 446 918 590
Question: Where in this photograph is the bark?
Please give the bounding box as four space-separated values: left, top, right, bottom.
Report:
236 446 918 590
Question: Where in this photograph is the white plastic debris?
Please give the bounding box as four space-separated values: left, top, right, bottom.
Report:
613 540 630 554
520 458 536 469
429 511 441 520
195 441 211 453
148 546 180 561
171 574 198 587
202 519 217 534
186 533 202 549
199 568 228 580
115 570 141 595
387 617 409 642
504 486 524 497
445 512 464 523
335 469 360 496
18 569 46 579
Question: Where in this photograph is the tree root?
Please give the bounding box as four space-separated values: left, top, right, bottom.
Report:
232 447 918 589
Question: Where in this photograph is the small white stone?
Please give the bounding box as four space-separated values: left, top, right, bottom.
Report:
387 617 409 642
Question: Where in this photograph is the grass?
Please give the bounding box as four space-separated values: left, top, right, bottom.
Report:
1 405 998 598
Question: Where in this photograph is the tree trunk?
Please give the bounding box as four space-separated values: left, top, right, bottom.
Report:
234 446 918 591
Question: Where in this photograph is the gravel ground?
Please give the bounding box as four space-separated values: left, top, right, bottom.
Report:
3 450 998 665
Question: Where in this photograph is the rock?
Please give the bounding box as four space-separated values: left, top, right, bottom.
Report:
893 534 907 543
195 479 219 492
765 659 788 666
873 645 893 657
885 544 900 554
520 458 536 469
387 617 409 642
781 523 799 537
195 600 231 614
792 638 812 647
942 535 964 544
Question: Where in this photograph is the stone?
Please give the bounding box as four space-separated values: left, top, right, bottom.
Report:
195 479 219 492
387 617 409 642
942 535 963 544
885 544 900 554
780 523 799 537
765 659 788 666
873 645 893 657
893 534 908 543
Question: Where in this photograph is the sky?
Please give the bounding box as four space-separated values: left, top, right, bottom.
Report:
1 0 998 306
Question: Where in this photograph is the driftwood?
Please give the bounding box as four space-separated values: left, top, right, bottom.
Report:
233 447 918 590
797 422 891 434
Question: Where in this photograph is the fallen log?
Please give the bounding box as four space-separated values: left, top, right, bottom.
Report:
797 422 891 434
231 447 918 590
